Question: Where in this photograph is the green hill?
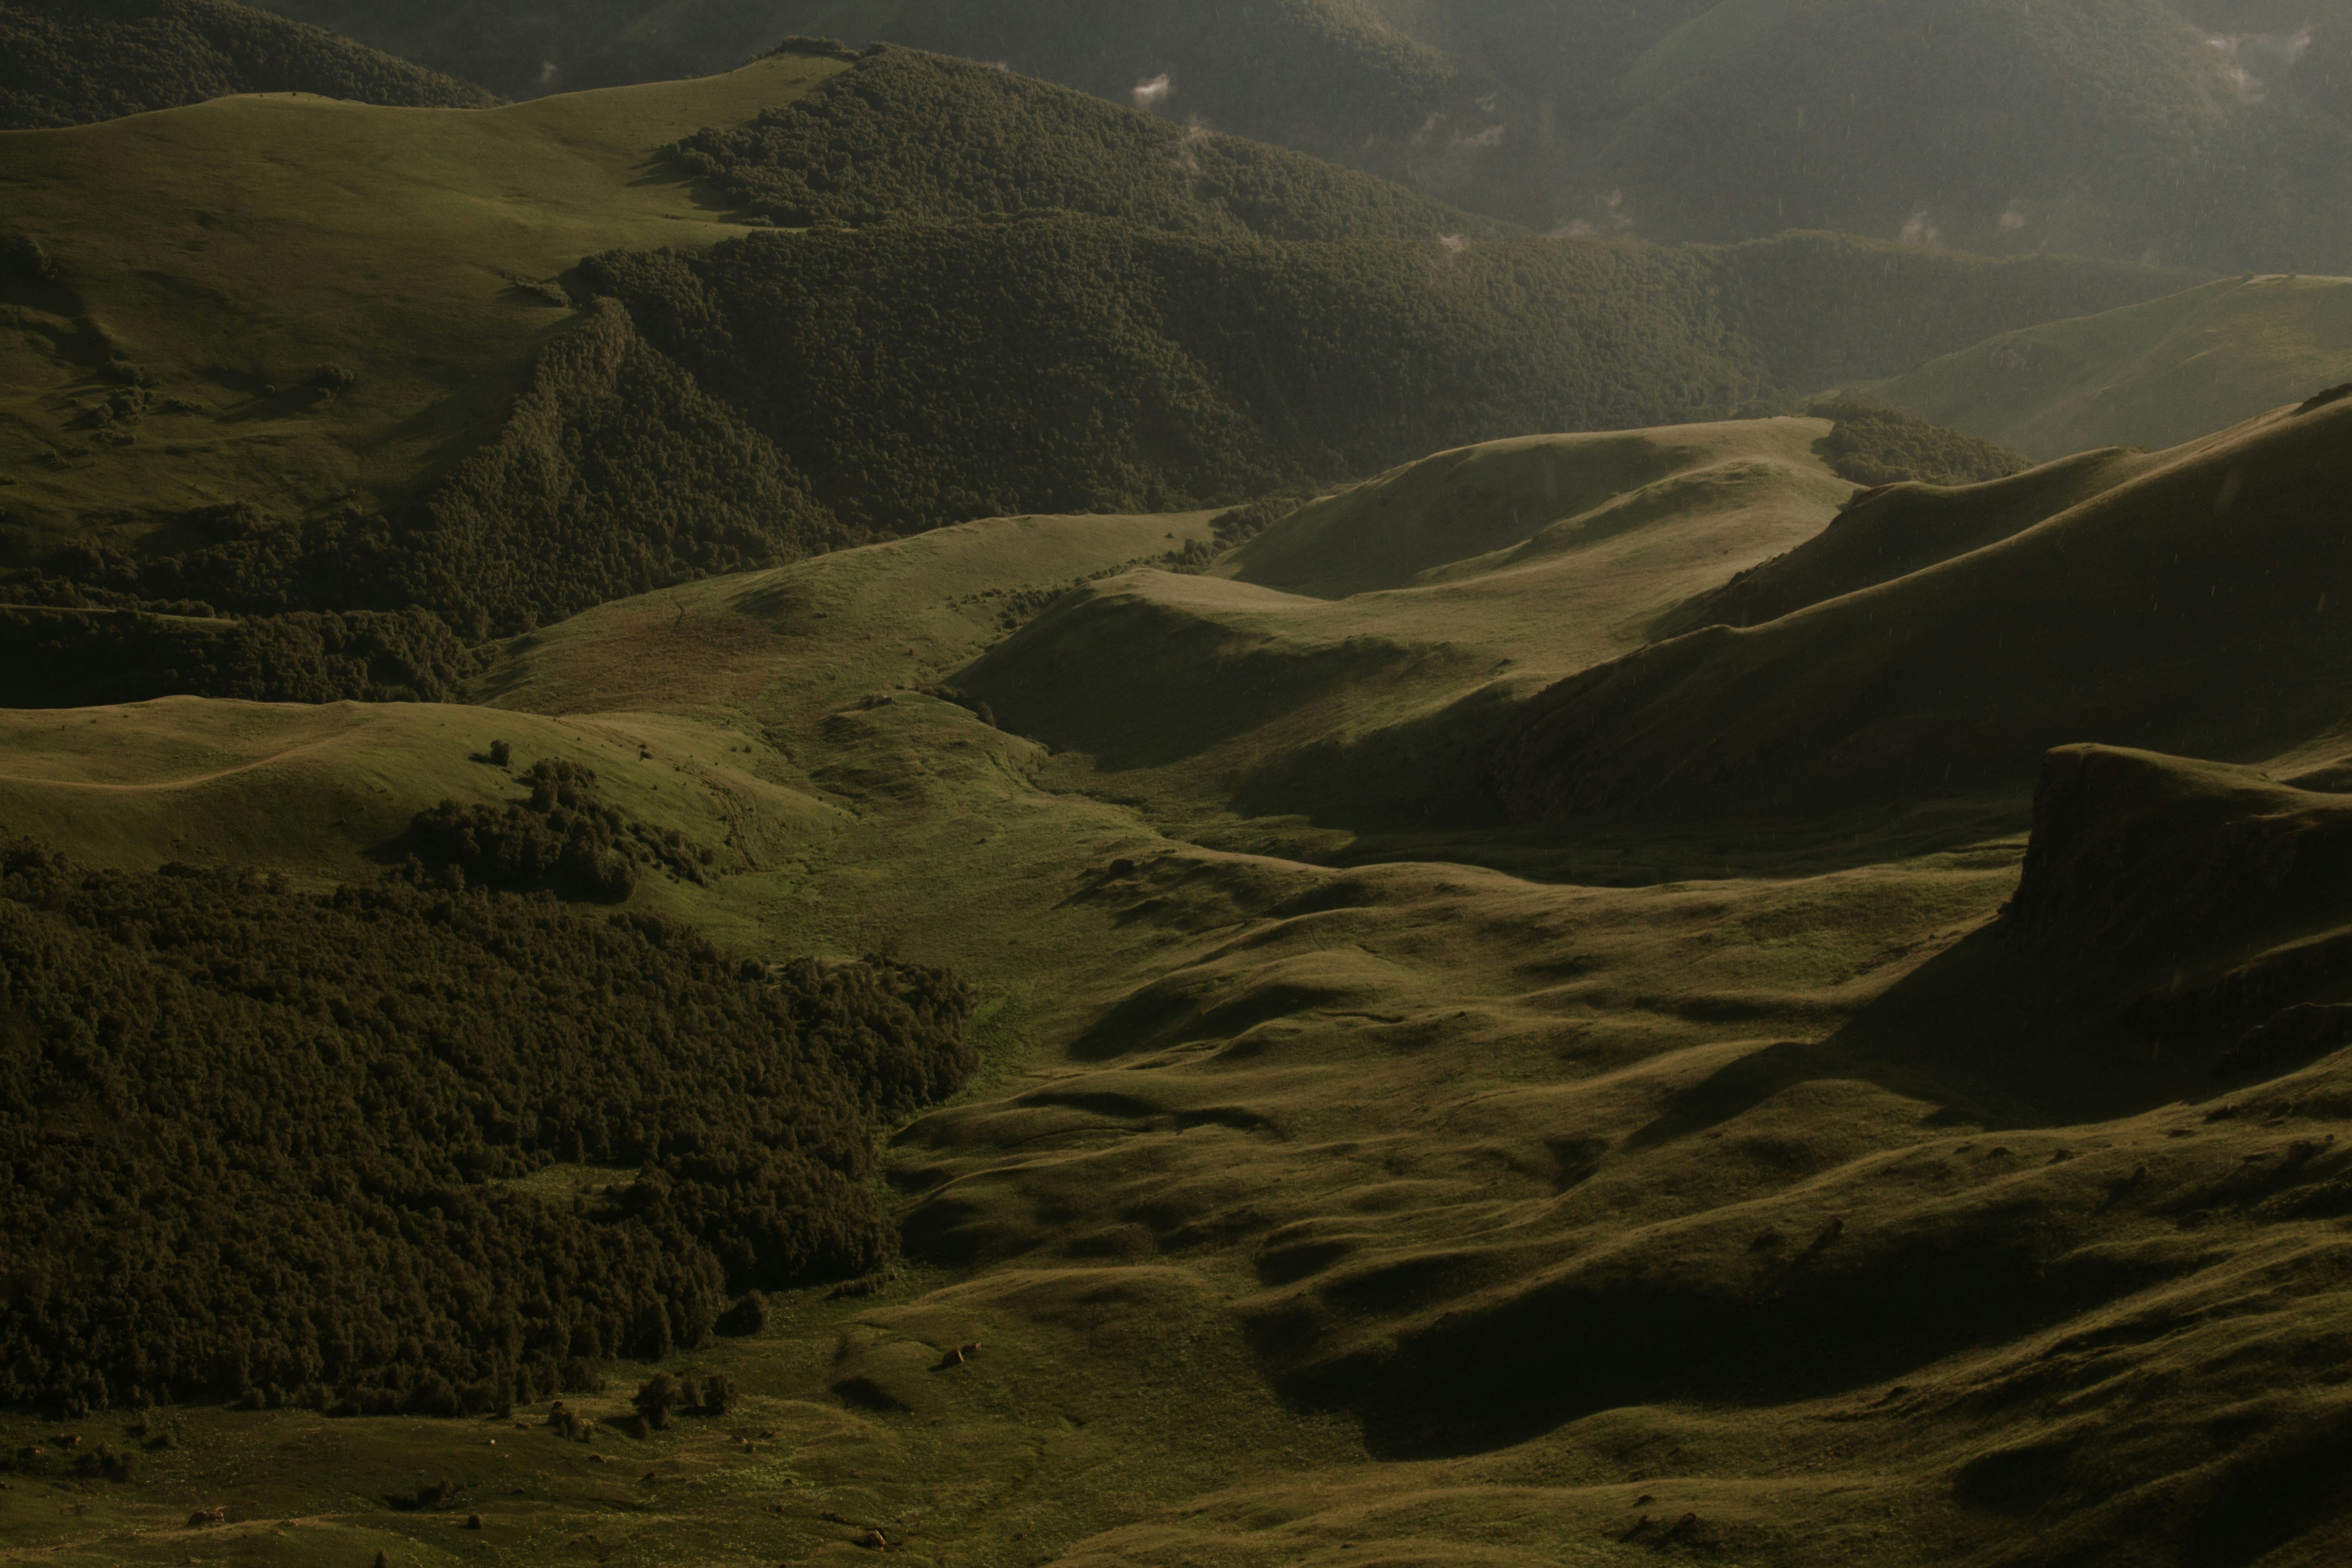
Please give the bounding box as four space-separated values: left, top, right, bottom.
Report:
1854 271 2352 461
0 0 495 129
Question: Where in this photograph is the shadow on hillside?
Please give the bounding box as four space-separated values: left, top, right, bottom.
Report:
1622 924 2231 1146
1268 924 2271 1462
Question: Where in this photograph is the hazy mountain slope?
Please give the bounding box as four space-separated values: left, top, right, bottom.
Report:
252 0 2352 271
1856 272 2352 461
1481 392 2352 820
1596 0 2345 270
0 0 494 129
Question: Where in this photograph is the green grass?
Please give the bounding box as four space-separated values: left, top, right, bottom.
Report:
1853 271 2352 460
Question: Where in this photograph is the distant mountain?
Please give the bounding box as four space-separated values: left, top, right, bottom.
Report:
248 0 2352 274
1853 272 2352 461
0 0 495 130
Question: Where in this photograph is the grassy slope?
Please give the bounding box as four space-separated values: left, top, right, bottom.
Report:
1854 272 2352 460
1484 395 2352 820
13 408 2352 1563
958 419 1852 852
0 52 838 547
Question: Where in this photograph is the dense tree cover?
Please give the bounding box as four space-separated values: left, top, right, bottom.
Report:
0 842 975 1416
0 0 493 131
1 220 2181 712
1 217 2176 710
1811 401 2029 488
0 299 852 696
578 218 2177 538
392 298 852 639
582 217 1756 535
672 45 1504 243
0 605 476 707
404 757 716 902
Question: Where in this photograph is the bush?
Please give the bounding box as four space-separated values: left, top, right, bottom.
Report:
631 1375 678 1430
715 1291 768 1337
0 603 479 708
1809 399 2030 487
402 755 714 902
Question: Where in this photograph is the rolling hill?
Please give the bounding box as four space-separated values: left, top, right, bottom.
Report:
1481 389 2352 821
0 0 495 129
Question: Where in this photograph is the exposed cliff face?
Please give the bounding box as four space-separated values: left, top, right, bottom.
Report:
2002 744 2352 1074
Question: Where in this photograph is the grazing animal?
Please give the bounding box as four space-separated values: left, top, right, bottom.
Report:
860 1527 889 1550
186 1506 226 1528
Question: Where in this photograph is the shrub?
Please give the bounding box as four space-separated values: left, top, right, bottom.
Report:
716 1291 768 1337
1809 399 2030 487
631 1375 679 1430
